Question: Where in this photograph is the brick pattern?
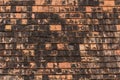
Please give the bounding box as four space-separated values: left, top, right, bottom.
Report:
0 0 120 80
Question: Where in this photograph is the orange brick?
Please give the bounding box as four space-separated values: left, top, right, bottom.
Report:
22 19 27 24
116 25 120 31
45 43 51 50
5 25 12 31
79 44 85 50
0 1 4 5
11 19 16 24
67 75 73 79
50 25 62 31
32 6 38 12
103 44 108 49
3 0 10 4
6 6 11 11
86 6 92 12
37 6 48 12
47 63 53 68
16 6 22 12
59 62 71 68
15 13 22 18
115 50 120 55
35 0 44 5
57 43 65 50
90 44 97 50
104 1 115 6
103 7 113 12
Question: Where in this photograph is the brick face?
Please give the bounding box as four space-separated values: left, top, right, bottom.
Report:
0 0 120 80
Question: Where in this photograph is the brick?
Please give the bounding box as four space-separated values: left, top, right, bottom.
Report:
50 25 62 31
5 25 12 31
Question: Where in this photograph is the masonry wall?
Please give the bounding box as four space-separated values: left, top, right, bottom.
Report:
0 0 120 80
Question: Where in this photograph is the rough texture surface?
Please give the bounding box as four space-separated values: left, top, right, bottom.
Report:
0 0 120 80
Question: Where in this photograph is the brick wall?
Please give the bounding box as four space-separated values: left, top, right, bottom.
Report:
0 0 120 80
